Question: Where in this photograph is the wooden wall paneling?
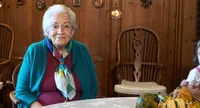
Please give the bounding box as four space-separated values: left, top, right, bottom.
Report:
81 0 107 97
172 0 184 91
180 0 196 86
161 0 197 92
166 0 180 93
95 0 111 97
0 2 3 23
108 0 122 97
11 0 33 57
120 0 138 28
197 0 200 38
162 0 176 93
54 0 63 4
31 0 45 43
168 0 197 92
119 0 165 30
62 1 72 9
104 0 111 97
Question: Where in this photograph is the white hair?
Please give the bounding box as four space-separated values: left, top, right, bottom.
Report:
42 4 77 36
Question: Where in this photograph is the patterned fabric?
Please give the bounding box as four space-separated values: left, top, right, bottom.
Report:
47 39 76 100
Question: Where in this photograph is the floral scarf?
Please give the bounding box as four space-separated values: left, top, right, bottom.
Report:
47 38 76 100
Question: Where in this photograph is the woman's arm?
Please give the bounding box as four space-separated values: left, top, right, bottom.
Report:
85 48 98 98
15 46 40 107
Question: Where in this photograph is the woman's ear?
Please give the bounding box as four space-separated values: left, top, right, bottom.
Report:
46 28 50 35
70 30 74 37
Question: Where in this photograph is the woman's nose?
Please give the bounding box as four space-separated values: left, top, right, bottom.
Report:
57 26 64 34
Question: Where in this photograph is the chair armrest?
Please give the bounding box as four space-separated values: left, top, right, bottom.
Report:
9 90 20 104
142 62 163 67
0 59 11 65
112 62 134 71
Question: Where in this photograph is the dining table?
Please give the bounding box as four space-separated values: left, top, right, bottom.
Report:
42 97 138 108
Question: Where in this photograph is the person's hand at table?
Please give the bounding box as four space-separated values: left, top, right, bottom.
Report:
180 79 188 86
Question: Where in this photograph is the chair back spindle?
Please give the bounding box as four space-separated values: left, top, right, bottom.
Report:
0 23 14 60
133 29 144 82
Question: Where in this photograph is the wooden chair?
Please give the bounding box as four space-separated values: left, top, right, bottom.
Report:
0 23 14 63
0 23 14 107
0 23 14 83
113 26 166 96
9 62 21 108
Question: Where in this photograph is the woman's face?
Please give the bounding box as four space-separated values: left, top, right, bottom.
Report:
47 12 74 48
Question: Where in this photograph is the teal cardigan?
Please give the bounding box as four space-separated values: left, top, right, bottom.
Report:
15 38 98 108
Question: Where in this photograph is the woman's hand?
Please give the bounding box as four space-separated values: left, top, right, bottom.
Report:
30 101 42 108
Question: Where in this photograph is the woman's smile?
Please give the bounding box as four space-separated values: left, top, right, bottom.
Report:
56 36 66 39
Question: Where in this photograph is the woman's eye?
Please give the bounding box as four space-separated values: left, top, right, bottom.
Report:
53 25 59 28
64 24 71 28
64 25 69 28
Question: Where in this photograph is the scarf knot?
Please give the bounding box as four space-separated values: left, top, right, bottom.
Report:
47 38 76 100
60 58 65 65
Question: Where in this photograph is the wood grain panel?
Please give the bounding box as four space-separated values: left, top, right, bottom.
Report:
180 0 196 87
162 0 177 93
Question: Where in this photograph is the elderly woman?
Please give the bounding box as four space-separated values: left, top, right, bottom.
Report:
15 4 98 108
